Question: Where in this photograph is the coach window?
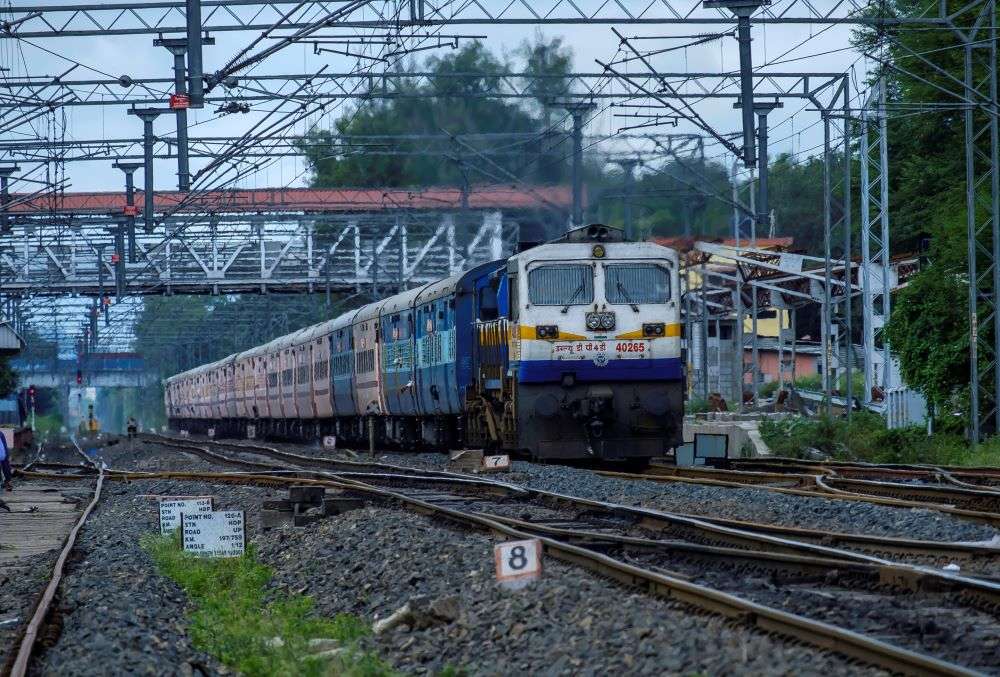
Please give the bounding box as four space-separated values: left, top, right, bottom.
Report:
528 264 594 306
604 263 671 305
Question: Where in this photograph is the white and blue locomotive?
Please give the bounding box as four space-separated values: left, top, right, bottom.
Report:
165 224 684 460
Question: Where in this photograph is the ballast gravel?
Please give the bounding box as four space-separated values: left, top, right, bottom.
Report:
0 551 57 670
257 505 882 676
346 450 1000 543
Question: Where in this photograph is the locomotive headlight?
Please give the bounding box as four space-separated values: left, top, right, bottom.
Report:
536 325 559 339
643 322 666 337
586 313 601 330
600 312 616 330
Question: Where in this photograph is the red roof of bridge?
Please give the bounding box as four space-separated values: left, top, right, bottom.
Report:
10 184 573 215
653 236 794 252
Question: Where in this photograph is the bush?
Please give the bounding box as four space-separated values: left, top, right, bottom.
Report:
759 412 994 466
686 398 710 414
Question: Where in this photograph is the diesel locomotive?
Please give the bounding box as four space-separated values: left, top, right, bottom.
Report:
165 224 684 460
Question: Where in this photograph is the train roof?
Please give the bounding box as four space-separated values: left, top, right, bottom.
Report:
354 298 387 324
512 239 677 265
416 259 506 306
382 283 434 315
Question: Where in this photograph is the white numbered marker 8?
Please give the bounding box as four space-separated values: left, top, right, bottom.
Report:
495 538 542 589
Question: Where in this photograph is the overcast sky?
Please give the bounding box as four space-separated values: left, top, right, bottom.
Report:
2 1 875 195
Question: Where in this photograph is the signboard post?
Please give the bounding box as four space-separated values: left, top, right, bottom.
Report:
182 510 246 558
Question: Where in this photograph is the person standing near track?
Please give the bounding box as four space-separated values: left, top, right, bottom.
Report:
0 428 13 491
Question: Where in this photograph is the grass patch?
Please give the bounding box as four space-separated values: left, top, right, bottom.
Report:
759 411 1000 467
758 371 865 399
32 413 65 437
141 534 395 677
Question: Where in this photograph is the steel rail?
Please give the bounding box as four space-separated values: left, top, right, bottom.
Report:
6 466 105 677
597 469 1000 528
729 456 1000 478
14 463 983 676
816 475 1000 513
700 458 1000 492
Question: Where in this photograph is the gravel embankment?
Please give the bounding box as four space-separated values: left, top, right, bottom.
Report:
257 504 884 676
29 478 272 676
23 455 887 676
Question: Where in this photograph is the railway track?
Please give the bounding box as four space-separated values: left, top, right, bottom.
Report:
37 434 994 674
590 461 1000 529
722 457 1000 488
150 435 1000 572
2 440 105 677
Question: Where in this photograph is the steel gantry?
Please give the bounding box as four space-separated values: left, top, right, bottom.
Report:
1 186 550 297
859 77 893 406
0 0 953 41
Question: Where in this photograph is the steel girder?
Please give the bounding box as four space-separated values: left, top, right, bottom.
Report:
0 0 946 40
0 209 514 296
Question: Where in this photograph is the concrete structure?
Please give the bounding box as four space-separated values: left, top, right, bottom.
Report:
0 322 25 355
681 413 778 461
14 353 155 388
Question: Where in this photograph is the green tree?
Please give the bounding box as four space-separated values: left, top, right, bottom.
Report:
884 269 969 423
298 39 574 189
0 356 16 398
855 1 996 428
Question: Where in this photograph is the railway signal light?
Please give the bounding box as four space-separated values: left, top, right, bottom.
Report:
76 369 83 385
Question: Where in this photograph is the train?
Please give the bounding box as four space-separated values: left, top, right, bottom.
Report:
165 224 684 461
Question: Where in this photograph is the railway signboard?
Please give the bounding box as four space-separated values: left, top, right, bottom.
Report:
182 510 246 558
495 538 542 589
207 427 215 438
157 496 213 534
323 435 337 449
247 425 256 440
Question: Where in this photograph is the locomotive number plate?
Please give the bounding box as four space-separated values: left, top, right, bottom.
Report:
615 341 647 355
551 340 649 361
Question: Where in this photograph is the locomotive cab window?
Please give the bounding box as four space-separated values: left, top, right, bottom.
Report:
528 264 594 306
604 263 671 304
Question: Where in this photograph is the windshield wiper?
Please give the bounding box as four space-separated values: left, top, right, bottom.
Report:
616 280 640 313
561 282 586 314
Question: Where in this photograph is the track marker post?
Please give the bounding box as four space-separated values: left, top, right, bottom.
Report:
495 538 542 590
481 454 511 473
